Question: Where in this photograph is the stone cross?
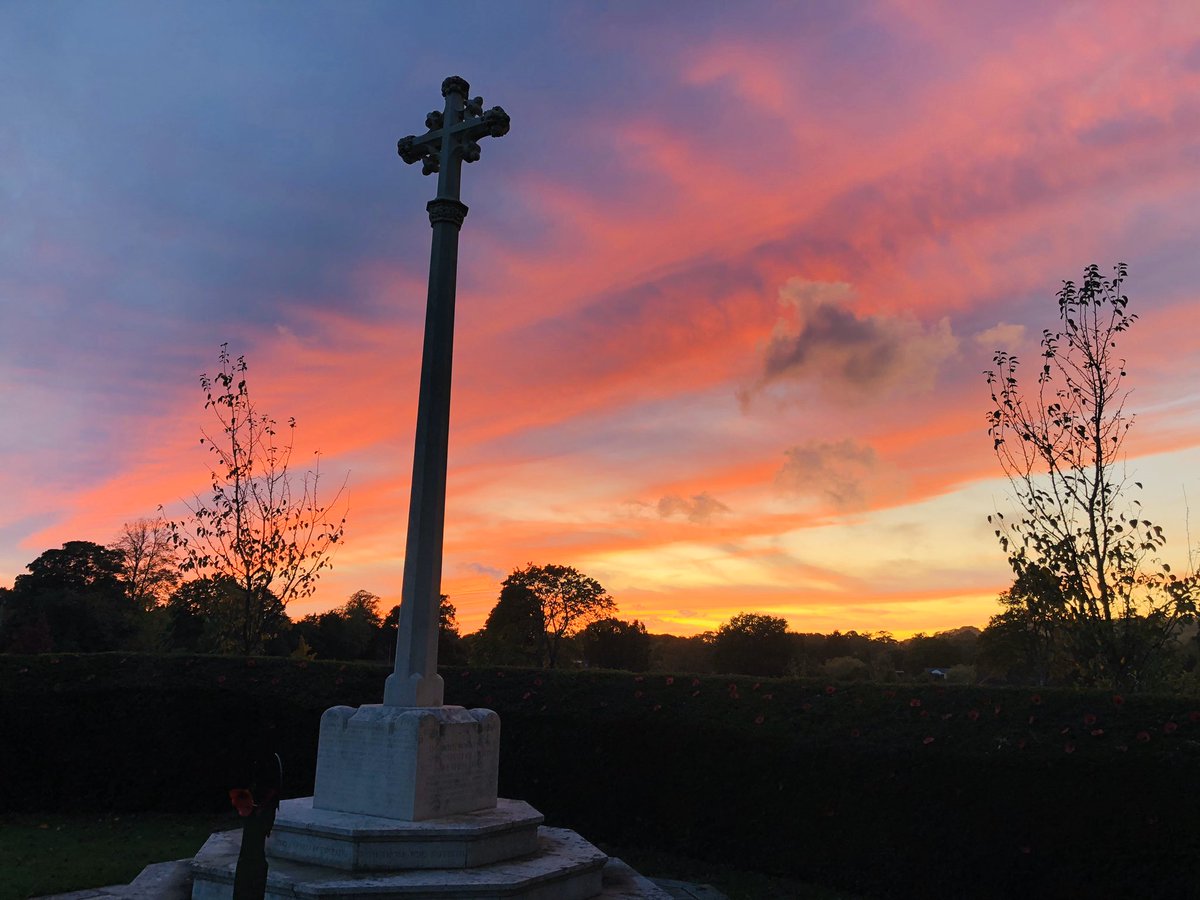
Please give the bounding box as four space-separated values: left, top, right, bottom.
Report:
384 76 510 708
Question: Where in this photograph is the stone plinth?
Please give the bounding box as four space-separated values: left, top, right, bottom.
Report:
190 826 615 900
314 705 499 821
268 797 542 871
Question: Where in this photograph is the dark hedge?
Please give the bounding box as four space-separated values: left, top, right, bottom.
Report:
2 654 1198 898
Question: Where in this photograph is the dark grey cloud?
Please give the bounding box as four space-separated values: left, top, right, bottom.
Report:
747 279 957 403
656 492 730 524
776 438 878 510
463 561 505 579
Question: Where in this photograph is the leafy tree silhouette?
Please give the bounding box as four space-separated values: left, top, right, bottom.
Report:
985 263 1196 687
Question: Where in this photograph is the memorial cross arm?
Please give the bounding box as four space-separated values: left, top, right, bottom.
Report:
397 76 510 199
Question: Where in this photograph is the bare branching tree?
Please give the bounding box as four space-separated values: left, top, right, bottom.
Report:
985 263 1195 687
111 517 179 610
166 344 347 654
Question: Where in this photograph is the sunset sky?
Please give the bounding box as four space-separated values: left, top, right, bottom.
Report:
4 1 1200 638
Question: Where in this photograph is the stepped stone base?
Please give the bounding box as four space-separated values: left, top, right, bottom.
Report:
269 796 543 870
190 825 665 899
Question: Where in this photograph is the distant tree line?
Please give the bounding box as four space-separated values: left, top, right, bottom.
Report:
9 535 1195 688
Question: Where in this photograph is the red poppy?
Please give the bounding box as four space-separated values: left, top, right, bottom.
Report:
217 675 226 684
850 728 861 738
246 659 256 667
1163 721 1178 735
825 685 836 695
229 788 254 817
1030 694 1042 705
967 709 980 721
883 690 896 699
754 715 765 725
533 677 543 686
1064 742 1076 754
909 698 922 708
335 677 344 685
801 702 813 712
691 677 701 687
920 710 930 719
1136 730 1150 743
634 675 644 683
271 677 280 685
1083 713 1097 726
1091 728 1104 737
496 671 505 677
1189 711 1200 723
665 676 674 685
1112 694 1125 707
634 690 643 699
461 670 471 677
752 683 761 691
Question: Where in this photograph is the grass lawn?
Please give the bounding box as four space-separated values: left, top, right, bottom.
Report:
0 812 859 900
0 811 232 900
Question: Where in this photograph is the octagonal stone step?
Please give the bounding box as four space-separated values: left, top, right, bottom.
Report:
191 825 611 899
268 796 543 871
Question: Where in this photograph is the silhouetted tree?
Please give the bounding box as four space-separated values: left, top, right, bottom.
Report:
712 612 791 676
900 629 978 674
164 577 288 655
378 594 464 664
578 617 651 671
111 517 179 610
985 264 1196 687
436 595 467 666
0 541 139 652
647 632 715 674
475 582 546 666
976 566 1066 685
166 345 347 654
294 589 382 660
497 564 615 668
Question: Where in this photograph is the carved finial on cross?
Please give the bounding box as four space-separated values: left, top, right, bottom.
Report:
397 76 510 209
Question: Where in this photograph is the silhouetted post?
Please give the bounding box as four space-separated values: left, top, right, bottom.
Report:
384 77 509 708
